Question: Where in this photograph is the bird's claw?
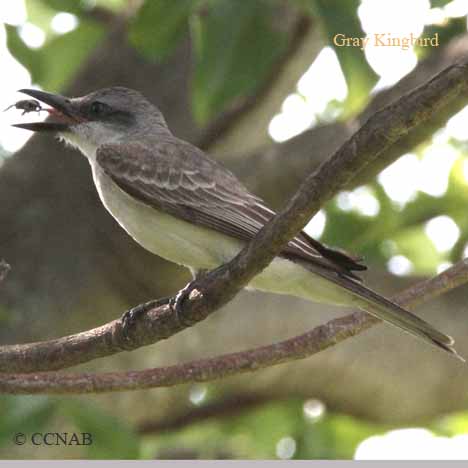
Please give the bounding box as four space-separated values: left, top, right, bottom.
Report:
120 297 170 344
169 280 198 327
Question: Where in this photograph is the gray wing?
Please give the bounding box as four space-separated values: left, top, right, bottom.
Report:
96 140 461 359
96 140 366 278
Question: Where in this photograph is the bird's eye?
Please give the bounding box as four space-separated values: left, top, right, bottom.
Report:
90 101 109 117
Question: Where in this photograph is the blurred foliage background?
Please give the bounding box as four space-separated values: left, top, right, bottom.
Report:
1 0 468 460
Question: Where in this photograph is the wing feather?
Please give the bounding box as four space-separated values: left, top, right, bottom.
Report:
96 140 366 277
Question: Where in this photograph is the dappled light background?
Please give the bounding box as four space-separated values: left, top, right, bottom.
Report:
1 0 468 460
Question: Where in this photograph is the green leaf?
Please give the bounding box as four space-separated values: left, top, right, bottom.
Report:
93 0 127 11
297 414 384 459
5 25 45 84
416 17 466 60
392 226 442 274
228 399 303 458
38 21 104 91
322 203 376 250
36 0 84 15
434 411 468 436
129 0 197 62
34 0 127 16
191 0 288 124
429 0 453 7
62 400 140 459
6 22 104 92
312 0 378 114
0 396 56 447
25 0 57 34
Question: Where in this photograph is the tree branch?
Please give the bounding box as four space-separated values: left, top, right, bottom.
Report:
196 15 313 151
1 259 467 394
81 5 118 25
1 58 468 391
138 394 274 434
213 60 468 289
232 33 468 205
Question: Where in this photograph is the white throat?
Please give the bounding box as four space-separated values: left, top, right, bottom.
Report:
59 132 99 160
58 122 124 161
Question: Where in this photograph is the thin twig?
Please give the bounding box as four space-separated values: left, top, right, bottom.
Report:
0 259 467 394
0 59 467 388
233 34 468 202
82 6 117 25
196 15 312 150
138 394 274 434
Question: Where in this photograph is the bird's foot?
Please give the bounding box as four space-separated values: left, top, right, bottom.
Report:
120 297 170 345
169 280 200 328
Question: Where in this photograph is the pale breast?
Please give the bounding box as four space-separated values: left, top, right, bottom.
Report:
90 162 352 307
90 162 244 270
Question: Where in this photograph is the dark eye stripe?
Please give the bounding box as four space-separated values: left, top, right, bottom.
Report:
84 100 134 124
90 101 110 116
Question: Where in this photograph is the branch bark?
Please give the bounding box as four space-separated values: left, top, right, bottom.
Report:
0 9 318 343
0 259 467 394
231 33 468 205
1 59 468 392
196 15 315 152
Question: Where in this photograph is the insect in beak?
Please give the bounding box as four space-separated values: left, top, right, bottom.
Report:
4 99 43 116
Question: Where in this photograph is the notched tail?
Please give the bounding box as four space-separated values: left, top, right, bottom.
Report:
427 336 465 362
302 261 464 362
347 280 464 362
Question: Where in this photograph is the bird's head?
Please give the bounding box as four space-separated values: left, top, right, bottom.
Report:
13 87 169 157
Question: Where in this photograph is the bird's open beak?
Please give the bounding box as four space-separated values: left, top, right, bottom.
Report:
12 89 82 132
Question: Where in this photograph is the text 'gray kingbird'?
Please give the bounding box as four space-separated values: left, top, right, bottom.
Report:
11 87 462 361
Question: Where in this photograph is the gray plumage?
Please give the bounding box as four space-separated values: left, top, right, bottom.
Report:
14 86 463 360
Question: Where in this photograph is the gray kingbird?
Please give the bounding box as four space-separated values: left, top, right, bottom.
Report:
12 87 461 360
